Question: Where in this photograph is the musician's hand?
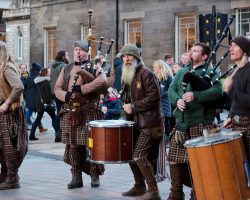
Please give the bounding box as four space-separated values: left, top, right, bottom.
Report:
65 92 73 102
0 102 9 113
123 103 132 114
223 117 232 129
223 76 233 92
101 106 108 113
182 92 194 102
177 99 186 111
72 85 81 93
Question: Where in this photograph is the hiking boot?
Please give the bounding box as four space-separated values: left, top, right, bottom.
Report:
122 185 147 196
0 181 20 190
91 175 100 188
68 173 83 189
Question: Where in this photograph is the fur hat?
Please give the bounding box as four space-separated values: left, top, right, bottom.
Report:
120 43 141 60
73 40 88 52
31 63 42 72
231 35 250 56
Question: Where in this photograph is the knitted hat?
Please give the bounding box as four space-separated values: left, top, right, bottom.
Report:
231 35 250 56
73 40 88 52
31 63 42 72
120 43 141 60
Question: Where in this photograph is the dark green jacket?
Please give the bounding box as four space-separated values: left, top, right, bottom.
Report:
168 64 223 126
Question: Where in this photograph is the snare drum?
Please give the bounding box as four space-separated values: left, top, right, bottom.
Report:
184 131 250 200
88 120 135 164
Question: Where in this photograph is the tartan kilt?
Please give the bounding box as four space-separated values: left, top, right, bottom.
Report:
231 115 250 161
60 103 104 146
0 106 28 168
167 123 215 163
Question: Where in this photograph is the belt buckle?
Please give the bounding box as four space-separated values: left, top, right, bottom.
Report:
233 115 240 123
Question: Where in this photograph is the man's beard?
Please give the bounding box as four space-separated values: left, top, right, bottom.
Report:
122 60 138 86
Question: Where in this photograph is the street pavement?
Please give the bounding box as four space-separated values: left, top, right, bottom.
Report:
0 111 229 200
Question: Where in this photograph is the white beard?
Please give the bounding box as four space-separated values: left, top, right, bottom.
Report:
121 60 138 86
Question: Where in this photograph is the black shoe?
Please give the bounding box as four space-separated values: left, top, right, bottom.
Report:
68 174 83 189
0 181 20 190
29 135 39 141
55 137 61 143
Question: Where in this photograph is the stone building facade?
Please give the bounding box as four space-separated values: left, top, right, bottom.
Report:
3 0 30 67
3 0 250 68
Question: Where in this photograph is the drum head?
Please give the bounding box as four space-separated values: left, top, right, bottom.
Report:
88 119 135 128
184 131 242 147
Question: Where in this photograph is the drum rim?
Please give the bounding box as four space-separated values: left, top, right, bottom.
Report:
184 132 242 147
88 119 135 127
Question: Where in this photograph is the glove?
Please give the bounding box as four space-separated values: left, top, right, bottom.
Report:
65 92 72 102
72 85 81 93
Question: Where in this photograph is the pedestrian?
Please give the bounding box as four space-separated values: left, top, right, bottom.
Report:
51 50 70 142
29 68 59 141
168 42 223 199
19 63 29 84
180 52 191 67
223 35 250 161
172 62 182 76
23 62 48 132
101 88 122 120
153 59 173 142
113 52 123 91
54 40 106 189
120 44 163 200
0 41 28 189
164 53 174 67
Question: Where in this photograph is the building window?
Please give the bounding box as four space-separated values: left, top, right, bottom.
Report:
236 8 250 37
124 20 142 53
175 13 196 61
18 32 23 60
44 28 56 68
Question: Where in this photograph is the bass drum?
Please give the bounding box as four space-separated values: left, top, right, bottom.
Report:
88 120 135 164
184 131 250 200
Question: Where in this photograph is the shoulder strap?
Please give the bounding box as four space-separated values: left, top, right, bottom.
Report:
62 63 74 91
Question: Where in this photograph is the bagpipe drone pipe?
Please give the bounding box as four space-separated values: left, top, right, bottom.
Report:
76 10 115 94
182 13 236 109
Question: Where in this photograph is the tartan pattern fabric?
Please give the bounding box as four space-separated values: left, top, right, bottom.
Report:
61 102 104 146
0 107 28 183
231 115 250 161
133 128 153 159
167 123 214 163
64 144 104 176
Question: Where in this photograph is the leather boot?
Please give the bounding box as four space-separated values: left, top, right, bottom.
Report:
38 125 48 133
181 163 192 188
136 159 161 200
0 172 20 190
167 164 185 200
90 174 100 188
0 162 7 184
0 181 20 190
68 173 83 189
122 162 146 196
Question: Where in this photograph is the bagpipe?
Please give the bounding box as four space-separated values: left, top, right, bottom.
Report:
76 10 115 92
181 13 236 109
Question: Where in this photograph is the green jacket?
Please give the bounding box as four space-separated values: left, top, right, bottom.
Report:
169 64 223 126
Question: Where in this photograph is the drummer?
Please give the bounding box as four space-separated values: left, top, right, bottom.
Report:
168 42 223 200
223 35 250 161
54 40 106 189
120 44 164 200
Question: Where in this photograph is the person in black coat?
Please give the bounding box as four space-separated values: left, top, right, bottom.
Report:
23 63 47 132
29 68 59 141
